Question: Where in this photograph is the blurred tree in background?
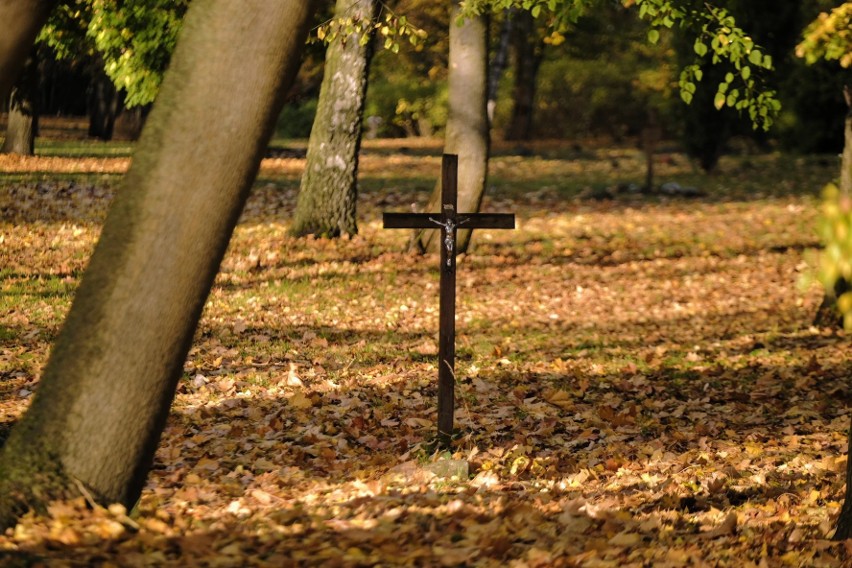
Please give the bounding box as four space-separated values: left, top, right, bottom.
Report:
363 0 449 138
501 3 675 142
37 0 189 140
354 0 845 163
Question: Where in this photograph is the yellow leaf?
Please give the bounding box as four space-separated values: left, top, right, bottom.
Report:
510 455 530 476
404 417 432 428
608 531 641 547
702 511 738 538
543 388 573 409
288 391 312 409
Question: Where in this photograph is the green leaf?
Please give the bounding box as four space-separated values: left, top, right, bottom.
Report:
726 88 739 107
748 49 763 65
740 66 750 80
694 40 708 57
714 92 726 110
647 29 660 44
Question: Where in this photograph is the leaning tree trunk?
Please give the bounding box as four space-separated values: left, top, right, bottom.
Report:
290 0 379 238
0 0 55 103
833 86 852 541
2 48 38 155
413 1 489 254
0 0 316 529
815 86 852 329
504 9 542 142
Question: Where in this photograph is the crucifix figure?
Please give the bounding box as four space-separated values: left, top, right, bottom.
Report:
383 154 515 446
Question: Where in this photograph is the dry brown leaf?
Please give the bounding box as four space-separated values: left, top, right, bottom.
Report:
702 511 738 539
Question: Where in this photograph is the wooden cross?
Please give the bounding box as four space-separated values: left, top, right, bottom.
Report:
383 154 515 445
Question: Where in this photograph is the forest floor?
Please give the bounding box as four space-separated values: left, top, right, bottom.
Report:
1 137 851 566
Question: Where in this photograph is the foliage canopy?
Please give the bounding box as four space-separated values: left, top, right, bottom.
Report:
461 0 781 130
796 2 852 68
38 0 189 107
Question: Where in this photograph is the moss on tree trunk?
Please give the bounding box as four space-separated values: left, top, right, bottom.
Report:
0 0 315 529
0 419 73 528
290 0 378 238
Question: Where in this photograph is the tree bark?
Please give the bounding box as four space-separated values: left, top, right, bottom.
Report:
835 420 852 540
0 0 316 529
2 49 38 156
815 87 852 329
413 1 489 254
504 9 542 142
833 86 852 541
0 0 55 103
290 0 378 238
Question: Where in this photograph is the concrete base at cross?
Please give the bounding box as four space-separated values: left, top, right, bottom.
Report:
424 459 469 479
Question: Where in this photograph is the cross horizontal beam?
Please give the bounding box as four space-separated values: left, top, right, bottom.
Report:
382 212 515 230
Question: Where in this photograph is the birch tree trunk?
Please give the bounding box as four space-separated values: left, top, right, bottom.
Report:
414 1 489 254
290 0 379 238
0 0 315 529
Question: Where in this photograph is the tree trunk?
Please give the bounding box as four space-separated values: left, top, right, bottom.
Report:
0 0 316 529
813 278 848 328
642 110 661 192
114 105 149 141
413 1 489 254
815 87 852 329
87 64 120 140
2 49 38 155
833 86 852 541
0 0 55 103
504 9 542 142
487 9 513 126
290 0 379 238
835 420 852 540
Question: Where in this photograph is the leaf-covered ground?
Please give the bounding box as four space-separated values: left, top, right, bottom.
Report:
1 140 851 566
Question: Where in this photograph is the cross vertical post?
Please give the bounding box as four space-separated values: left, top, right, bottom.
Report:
383 154 514 447
437 154 458 444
